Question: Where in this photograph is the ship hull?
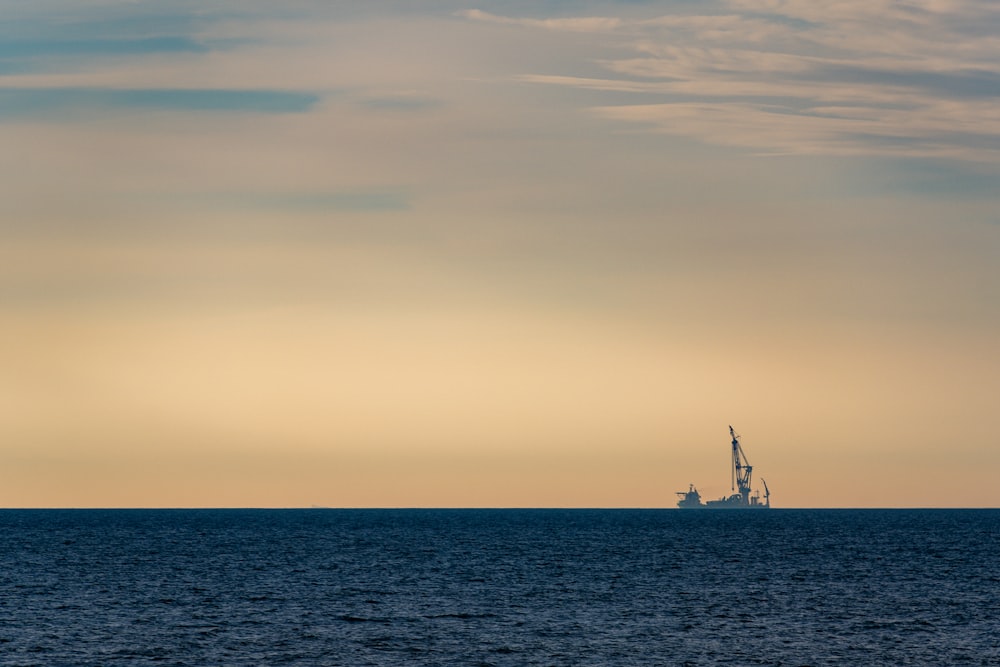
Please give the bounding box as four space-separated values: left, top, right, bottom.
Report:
678 504 769 510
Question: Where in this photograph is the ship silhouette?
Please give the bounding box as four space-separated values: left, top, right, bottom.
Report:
677 426 770 509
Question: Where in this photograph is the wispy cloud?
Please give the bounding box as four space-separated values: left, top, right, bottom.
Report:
456 9 622 33
0 6 325 118
358 92 440 112
462 2 1000 162
175 191 411 213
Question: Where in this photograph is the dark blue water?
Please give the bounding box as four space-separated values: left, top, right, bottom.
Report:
1 509 997 666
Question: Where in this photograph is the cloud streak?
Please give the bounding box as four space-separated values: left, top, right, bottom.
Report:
0 88 320 117
456 9 622 33
0 36 207 60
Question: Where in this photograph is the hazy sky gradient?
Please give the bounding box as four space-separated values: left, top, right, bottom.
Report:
2 1 998 507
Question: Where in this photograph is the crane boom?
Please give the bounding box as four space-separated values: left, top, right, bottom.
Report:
729 425 754 504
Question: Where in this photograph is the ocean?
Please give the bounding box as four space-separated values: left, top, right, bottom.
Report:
1 509 997 666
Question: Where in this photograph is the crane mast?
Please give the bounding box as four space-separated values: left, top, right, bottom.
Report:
729 425 753 504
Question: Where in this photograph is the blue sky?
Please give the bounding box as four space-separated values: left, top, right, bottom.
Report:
1 1 998 507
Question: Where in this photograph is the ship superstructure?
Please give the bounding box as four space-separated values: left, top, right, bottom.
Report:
676 426 770 509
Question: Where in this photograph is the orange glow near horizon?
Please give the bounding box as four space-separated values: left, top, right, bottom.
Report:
2 261 997 508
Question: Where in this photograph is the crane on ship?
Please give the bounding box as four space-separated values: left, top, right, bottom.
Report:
729 425 754 504
677 426 771 509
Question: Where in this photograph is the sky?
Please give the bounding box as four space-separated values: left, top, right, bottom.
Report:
1 0 998 508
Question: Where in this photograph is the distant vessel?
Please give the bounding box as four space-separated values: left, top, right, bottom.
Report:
677 426 770 509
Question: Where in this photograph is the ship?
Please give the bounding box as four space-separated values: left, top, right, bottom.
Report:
676 426 770 509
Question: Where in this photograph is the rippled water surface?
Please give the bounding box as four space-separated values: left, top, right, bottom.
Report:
1 509 998 666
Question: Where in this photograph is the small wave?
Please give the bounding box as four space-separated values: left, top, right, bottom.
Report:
338 614 390 624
